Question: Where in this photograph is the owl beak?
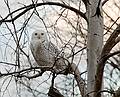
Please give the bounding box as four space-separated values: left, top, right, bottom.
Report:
38 36 40 39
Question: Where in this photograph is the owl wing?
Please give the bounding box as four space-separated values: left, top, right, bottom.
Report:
48 42 61 57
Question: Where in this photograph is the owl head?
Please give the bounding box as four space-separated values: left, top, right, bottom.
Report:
31 30 48 43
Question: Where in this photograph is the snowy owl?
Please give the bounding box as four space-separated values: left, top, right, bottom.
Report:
30 30 70 74
30 30 85 95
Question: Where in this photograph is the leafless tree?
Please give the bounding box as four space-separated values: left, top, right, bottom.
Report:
0 0 120 97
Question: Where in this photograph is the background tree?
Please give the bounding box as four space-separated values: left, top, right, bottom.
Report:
0 0 120 97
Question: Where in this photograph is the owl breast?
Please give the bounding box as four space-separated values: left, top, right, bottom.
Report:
31 40 54 67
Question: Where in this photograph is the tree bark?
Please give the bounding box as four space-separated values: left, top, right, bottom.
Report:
86 0 103 97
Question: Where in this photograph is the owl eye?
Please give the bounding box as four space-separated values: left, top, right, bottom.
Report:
41 33 44 35
35 33 37 35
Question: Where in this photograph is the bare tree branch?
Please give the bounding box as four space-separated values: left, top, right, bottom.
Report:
0 2 87 25
82 0 91 8
102 24 120 56
48 86 64 97
94 24 120 97
113 87 120 97
102 0 110 6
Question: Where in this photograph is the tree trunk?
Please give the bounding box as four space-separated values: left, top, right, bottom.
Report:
86 0 103 96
